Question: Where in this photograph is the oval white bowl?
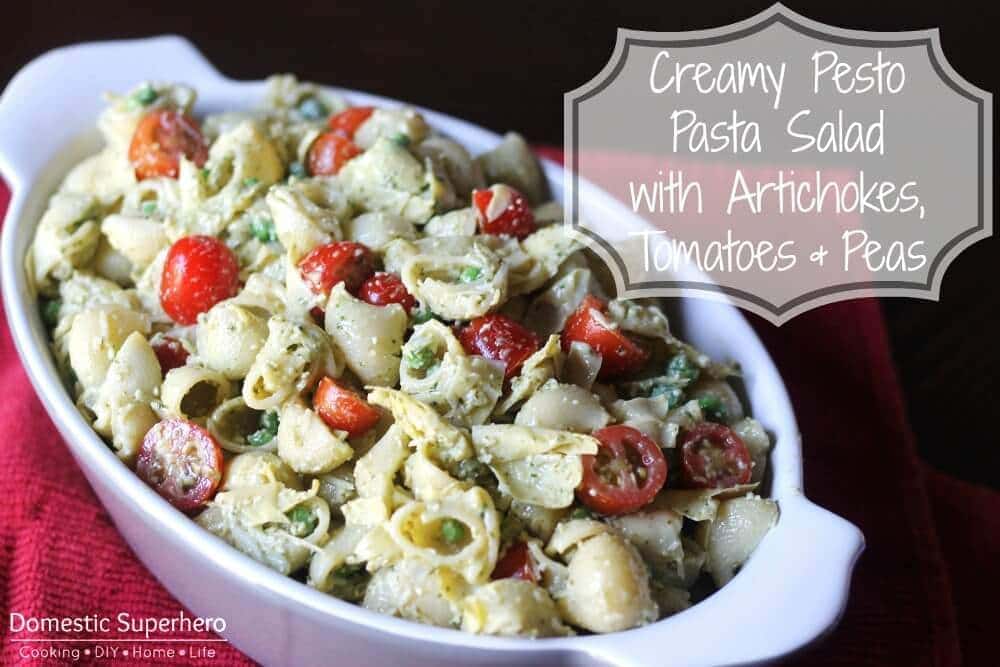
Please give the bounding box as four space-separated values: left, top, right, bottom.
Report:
0 36 864 667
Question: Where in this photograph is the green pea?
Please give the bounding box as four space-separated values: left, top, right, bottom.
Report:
287 505 318 537
405 347 436 371
459 266 481 283
259 410 280 433
245 429 274 448
297 97 329 121
132 85 157 107
40 299 61 328
440 518 465 544
698 395 727 423
250 217 277 243
246 410 279 447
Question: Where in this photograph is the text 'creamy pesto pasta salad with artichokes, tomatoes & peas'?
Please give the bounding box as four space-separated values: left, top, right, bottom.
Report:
29 76 777 637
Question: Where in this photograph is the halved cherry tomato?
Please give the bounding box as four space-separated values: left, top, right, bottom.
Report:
491 541 538 583
358 272 416 312
472 184 536 239
136 418 223 513
328 106 375 138
560 295 648 380
457 314 540 381
298 241 375 297
678 422 752 489
313 377 381 438
128 109 208 180
308 131 361 176
160 236 241 325
577 425 667 516
152 336 189 374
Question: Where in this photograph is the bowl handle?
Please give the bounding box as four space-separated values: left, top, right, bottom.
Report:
0 36 224 188
583 494 864 667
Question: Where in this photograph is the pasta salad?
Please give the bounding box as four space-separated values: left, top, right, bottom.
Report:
29 76 777 637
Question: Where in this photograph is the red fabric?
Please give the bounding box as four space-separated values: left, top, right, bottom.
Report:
1 148 996 666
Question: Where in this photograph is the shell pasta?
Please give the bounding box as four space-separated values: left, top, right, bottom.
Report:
31 75 777 637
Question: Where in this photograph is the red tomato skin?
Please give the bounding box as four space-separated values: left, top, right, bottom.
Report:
136 418 223 513
472 185 536 240
457 314 541 381
678 423 753 489
129 109 208 180
328 106 375 138
298 241 375 297
560 295 649 379
358 272 416 312
577 425 668 516
313 377 381 438
308 131 361 176
152 336 189 374
159 236 241 325
491 541 538 583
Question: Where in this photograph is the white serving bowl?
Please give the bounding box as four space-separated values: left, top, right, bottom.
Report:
0 36 863 667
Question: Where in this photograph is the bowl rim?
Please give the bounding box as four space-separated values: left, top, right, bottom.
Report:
0 35 864 665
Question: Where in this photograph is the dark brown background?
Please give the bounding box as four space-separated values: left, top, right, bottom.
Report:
2 1 997 488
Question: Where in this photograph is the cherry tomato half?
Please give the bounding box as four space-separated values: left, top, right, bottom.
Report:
328 106 375 138
577 425 667 516
160 236 241 325
560 295 648 380
136 418 223 513
491 541 538 583
308 131 361 176
152 336 189 374
298 241 375 297
678 422 752 489
128 109 208 180
472 184 536 240
358 272 416 313
457 314 540 381
313 377 381 438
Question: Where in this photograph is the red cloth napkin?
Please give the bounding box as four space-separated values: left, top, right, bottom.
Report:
1 149 996 666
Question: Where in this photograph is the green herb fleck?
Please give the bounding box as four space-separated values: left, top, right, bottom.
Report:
242 177 260 189
390 132 410 147
666 353 699 386
459 266 481 283
570 507 593 520
40 299 61 328
440 518 465 544
200 167 211 180
649 384 684 408
405 347 437 371
698 395 727 423
141 201 158 216
250 217 277 243
247 410 279 447
297 97 329 121
287 505 318 537
288 161 307 178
